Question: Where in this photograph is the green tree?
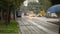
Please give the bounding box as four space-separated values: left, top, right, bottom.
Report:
28 2 41 14
0 0 25 25
39 0 52 11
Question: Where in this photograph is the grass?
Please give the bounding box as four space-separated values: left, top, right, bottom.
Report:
0 20 19 34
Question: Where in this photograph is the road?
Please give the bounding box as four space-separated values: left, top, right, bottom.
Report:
17 16 59 34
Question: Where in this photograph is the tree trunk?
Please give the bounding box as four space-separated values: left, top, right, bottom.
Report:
13 10 16 20
6 7 11 25
13 7 16 20
1 8 3 20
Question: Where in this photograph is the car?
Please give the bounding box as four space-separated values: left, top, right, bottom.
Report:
31 14 36 17
16 11 22 17
37 14 42 17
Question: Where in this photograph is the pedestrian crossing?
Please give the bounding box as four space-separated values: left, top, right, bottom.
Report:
17 17 59 34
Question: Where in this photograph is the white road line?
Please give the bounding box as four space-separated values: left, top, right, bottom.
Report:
26 19 58 34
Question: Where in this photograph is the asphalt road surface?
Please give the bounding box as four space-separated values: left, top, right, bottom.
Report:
17 16 59 34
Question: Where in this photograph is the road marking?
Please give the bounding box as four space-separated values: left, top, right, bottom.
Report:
17 17 59 34
26 19 58 34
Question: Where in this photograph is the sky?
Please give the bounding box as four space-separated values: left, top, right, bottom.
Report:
23 0 39 6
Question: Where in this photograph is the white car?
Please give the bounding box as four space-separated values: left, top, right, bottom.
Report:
29 14 36 17
51 13 57 17
37 14 42 17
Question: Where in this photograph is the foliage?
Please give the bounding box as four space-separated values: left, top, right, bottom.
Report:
0 0 25 24
0 0 25 9
28 2 41 14
38 0 52 11
0 20 19 33
23 0 52 14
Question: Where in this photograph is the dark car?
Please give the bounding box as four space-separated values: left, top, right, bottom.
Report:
16 11 22 17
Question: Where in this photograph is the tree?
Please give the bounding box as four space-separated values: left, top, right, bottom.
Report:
38 0 51 11
28 2 41 14
25 0 52 14
0 0 25 25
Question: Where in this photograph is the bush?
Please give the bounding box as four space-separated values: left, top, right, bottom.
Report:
0 20 19 34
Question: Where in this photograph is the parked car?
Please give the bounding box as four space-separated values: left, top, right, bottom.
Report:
16 11 22 17
31 14 36 17
37 14 42 17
